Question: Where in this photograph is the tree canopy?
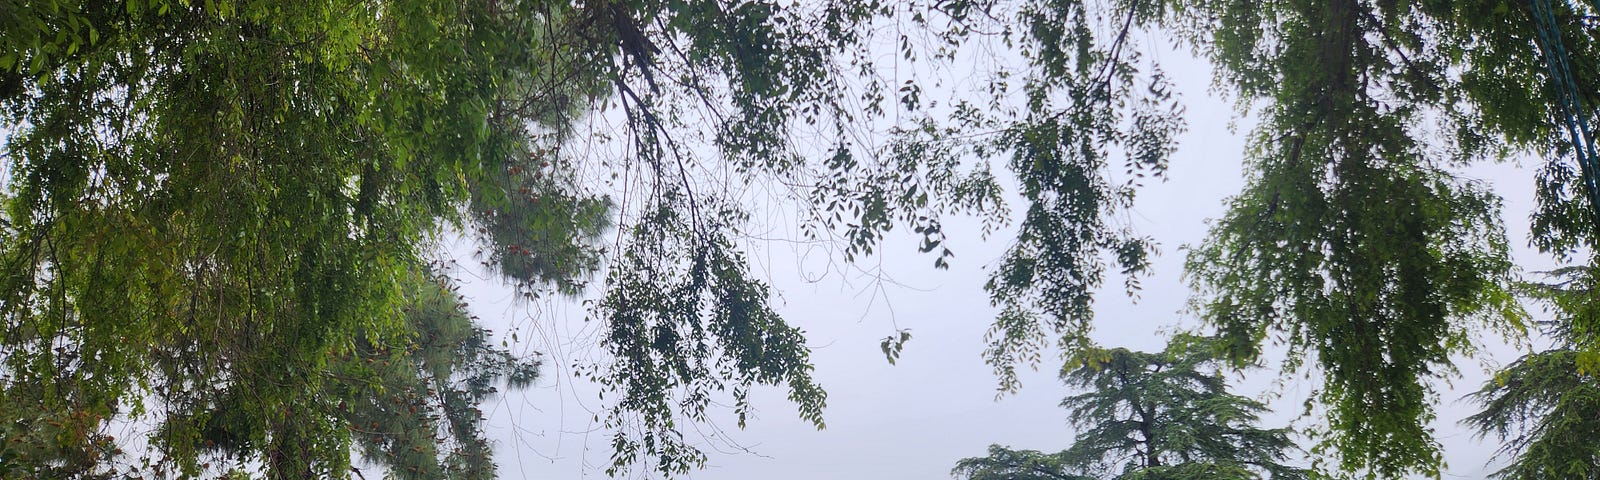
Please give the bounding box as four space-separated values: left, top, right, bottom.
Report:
0 0 1162 475
1464 267 1600 479
0 2 611 477
953 447 1094 480
954 334 1310 480
2 0 1599 478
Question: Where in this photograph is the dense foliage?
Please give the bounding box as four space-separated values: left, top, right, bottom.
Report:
953 447 1092 480
954 335 1309 480
1465 268 1600 479
0 1 612 477
3 0 1599 478
1175 1 1600 475
0 0 1181 475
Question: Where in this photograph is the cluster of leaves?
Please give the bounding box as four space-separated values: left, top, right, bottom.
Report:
1464 267 1600 479
1466 348 1600 480
547 0 1185 471
146 272 542 480
967 0 1184 394
0 0 608 477
1171 0 1600 475
549 0 897 472
5 0 1600 478
954 447 1092 480
0 0 1042 476
941 1 1600 476
954 334 1309 480
336 274 543 480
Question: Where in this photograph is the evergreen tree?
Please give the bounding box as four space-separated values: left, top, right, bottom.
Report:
955 335 1310 480
953 446 1092 480
1465 267 1600 479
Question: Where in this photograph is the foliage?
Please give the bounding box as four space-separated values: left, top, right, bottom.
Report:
335 273 543 480
953 446 1093 480
0 0 607 477
1465 348 1600 480
3 0 1600 478
1464 267 1600 479
967 0 1183 394
955 335 1310 480
0 0 1045 476
589 0 1188 403
1168 0 1600 475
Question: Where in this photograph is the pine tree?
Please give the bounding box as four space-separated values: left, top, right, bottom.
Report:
1465 267 1600 479
956 335 1310 480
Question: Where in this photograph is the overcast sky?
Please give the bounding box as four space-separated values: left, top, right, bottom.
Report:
453 44 1558 480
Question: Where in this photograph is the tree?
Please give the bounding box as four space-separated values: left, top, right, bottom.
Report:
4 0 1599 478
954 335 1310 480
1171 0 1600 475
0 0 731 477
953 446 1093 480
0 0 1176 476
0 263 544 479
1464 267 1600 479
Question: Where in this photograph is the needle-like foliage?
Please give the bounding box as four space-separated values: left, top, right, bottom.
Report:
1465 267 1600 479
956 335 1310 480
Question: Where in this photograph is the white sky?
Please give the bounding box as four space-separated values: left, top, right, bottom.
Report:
456 43 1559 480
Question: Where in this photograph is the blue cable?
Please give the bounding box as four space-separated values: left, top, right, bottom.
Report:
1531 0 1600 227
